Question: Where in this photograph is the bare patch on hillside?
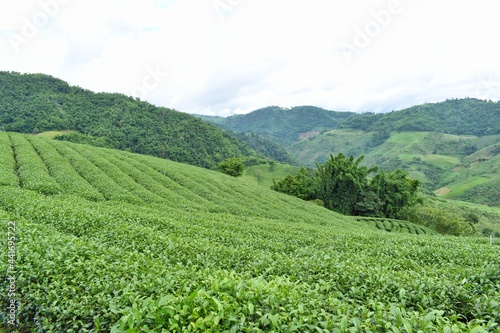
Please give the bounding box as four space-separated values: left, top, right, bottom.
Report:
435 187 452 196
299 131 320 140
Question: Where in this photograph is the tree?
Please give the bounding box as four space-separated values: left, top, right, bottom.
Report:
271 168 315 200
369 169 421 219
218 157 245 177
315 153 377 215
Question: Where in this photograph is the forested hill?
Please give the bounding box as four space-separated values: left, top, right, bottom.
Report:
0 71 263 169
200 106 356 146
204 99 500 146
341 98 500 135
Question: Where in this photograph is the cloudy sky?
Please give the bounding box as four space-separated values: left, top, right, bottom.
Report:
1 0 499 116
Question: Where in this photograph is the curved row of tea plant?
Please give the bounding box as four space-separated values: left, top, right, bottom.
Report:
49 139 142 204
68 143 165 204
0 132 18 187
9 133 61 194
25 135 104 201
355 217 437 235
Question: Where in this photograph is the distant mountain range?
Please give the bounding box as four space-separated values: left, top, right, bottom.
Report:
202 100 500 206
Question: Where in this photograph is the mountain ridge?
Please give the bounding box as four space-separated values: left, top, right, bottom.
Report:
0 71 268 169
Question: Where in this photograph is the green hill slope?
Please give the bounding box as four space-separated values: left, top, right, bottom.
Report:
242 163 302 188
205 99 500 146
0 71 265 169
0 133 499 332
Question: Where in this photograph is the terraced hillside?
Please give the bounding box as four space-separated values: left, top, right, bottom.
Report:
0 132 499 332
287 130 500 205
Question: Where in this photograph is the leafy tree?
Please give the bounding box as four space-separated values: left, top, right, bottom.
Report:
354 190 383 217
315 153 377 215
218 157 245 177
369 169 421 219
271 168 315 200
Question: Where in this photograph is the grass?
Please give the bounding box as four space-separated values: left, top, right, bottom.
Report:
443 177 491 198
34 130 76 138
420 154 461 169
242 163 302 188
0 133 499 332
386 132 429 144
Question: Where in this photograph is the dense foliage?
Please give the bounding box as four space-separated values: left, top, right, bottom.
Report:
232 132 296 164
205 106 356 146
342 98 500 135
218 157 245 177
272 153 421 220
0 133 499 332
0 71 266 169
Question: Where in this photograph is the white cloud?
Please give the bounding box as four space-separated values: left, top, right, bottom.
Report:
1 0 499 115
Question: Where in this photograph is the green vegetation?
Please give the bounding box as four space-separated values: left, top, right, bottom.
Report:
0 133 499 332
206 99 500 145
206 100 500 206
355 217 436 235
418 197 500 237
232 132 296 164
243 163 302 188
203 105 356 146
218 157 245 177
272 153 421 220
342 98 500 135
0 132 18 187
407 205 476 236
0 71 268 169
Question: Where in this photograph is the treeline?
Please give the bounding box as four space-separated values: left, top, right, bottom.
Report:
0 71 266 169
341 98 500 136
271 153 421 220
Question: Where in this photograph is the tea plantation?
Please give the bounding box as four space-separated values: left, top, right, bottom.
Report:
0 132 499 332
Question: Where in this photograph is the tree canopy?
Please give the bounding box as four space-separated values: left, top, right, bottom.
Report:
272 153 421 219
218 157 245 177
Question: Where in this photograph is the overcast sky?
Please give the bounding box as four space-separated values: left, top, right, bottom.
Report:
1 0 499 116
